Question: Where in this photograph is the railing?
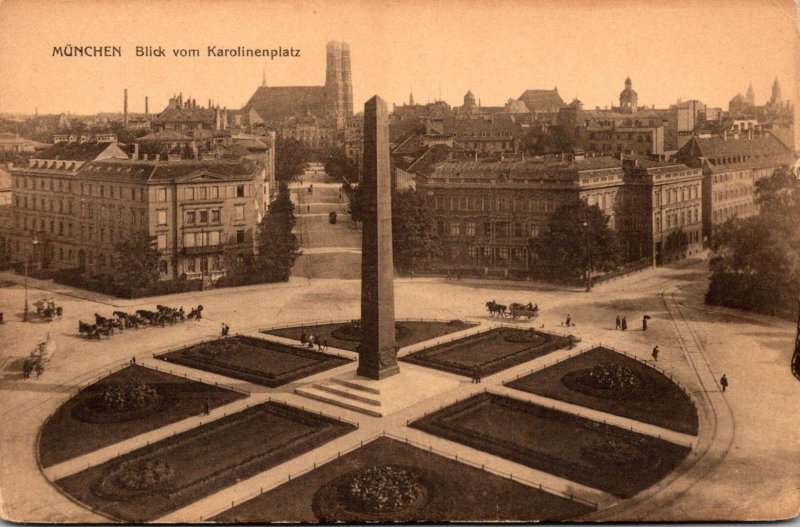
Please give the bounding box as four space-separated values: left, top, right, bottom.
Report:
382 431 598 510
199 432 381 521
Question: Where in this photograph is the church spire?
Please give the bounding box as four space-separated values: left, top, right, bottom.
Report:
409 90 414 105
746 82 755 106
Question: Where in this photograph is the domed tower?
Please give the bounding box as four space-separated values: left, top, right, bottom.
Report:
619 76 638 114
463 89 477 111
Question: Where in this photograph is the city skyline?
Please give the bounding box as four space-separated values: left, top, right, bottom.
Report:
0 0 797 124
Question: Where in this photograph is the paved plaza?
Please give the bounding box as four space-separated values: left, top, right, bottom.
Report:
0 254 798 521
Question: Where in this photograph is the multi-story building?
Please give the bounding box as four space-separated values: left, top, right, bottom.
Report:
673 131 794 242
620 158 704 264
417 155 625 278
7 140 268 282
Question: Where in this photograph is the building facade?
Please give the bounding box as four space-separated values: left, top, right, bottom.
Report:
7 141 266 282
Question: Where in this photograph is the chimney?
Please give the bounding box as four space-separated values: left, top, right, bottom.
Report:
123 88 128 128
145 96 149 116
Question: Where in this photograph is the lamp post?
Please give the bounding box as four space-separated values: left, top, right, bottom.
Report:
582 219 592 292
23 235 39 322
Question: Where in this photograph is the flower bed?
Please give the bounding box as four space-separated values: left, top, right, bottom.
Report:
156 336 351 388
410 393 690 498
213 437 592 523
507 347 698 435
39 365 246 468
401 327 571 377
263 320 477 353
55 402 355 522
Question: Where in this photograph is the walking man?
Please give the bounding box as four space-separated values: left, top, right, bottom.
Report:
565 314 571 327
615 315 621 330
203 397 210 416
621 316 628 331
472 366 481 384
720 374 729 392
652 345 659 362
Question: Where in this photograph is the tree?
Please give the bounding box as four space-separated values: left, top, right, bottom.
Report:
275 137 309 182
528 199 622 280
324 148 358 184
522 125 576 155
706 169 800 316
111 231 161 290
663 227 689 262
392 189 441 273
253 188 302 281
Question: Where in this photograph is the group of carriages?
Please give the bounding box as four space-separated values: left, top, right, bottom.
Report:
485 300 540 320
78 304 203 339
32 297 63 322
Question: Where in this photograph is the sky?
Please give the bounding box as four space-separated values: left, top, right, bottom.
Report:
0 0 797 121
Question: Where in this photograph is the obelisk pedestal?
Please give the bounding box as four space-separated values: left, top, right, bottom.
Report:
356 95 399 380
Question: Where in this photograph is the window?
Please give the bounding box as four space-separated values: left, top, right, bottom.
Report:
184 233 195 247
234 205 245 222
236 185 245 197
209 231 220 246
468 246 477 259
157 188 167 202
157 210 167 226
186 211 196 224
466 221 476 237
514 222 524 237
186 188 195 200
483 222 491 237
198 187 207 200
186 258 196 272
211 209 220 223
157 233 167 249
210 186 219 199
159 260 168 274
236 229 245 243
449 222 460 236
200 210 209 223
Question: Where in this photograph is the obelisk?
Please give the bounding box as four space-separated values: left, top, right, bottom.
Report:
357 96 399 379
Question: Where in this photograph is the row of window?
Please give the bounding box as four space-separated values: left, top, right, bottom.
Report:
181 185 246 201
433 195 558 213
436 219 542 239
442 245 528 263
662 207 700 231
714 187 752 202
655 184 700 206
14 176 147 201
713 203 756 223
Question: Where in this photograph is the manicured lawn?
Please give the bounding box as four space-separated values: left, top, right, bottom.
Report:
39 365 246 468
55 402 356 522
263 319 477 352
410 393 690 498
507 346 698 435
401 327 571 377
212 436 593 523
156 336 351 387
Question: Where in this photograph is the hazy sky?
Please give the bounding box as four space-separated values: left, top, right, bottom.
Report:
0 0 797 117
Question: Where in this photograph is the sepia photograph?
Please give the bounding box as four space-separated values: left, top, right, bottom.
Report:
0 0 798 522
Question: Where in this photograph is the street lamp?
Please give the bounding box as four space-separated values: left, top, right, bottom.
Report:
23 235 40 322
582 219 592 292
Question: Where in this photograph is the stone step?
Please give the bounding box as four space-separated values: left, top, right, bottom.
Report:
294 386 383 417
331 376 382 395
314 382 382 406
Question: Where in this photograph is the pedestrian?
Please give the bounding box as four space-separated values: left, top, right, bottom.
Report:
565 314 571 327
456 271 461 282
410 269 414 279
445 270 451 281
323 338 328 351
300 329 307 344
642 315 648 331
317 339 323 352
203 397 210 415
472 366 481 384
652 345 659 362
130 356 136 365
621 316 627 331
615 315 621 330
568 335 576 349
720 374 728 392
221 323 226 337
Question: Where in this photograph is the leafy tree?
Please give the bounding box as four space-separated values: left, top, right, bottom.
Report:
528 199 622 280
706 168 799 316
253 188 302 281
275 137 309 182
111 231 161 290
522 125 576 155
391 189 440 273
663 227 689 262
324 148 358 184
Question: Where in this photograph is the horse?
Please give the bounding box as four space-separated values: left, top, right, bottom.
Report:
486 301 507 318
79 321 101 339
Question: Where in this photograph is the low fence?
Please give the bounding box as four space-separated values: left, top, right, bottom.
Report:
199 432 381 521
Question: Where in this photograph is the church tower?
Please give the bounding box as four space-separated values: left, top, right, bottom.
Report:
619 76 638 114
325 41 354 121
746 83 756 106
770 77 782 105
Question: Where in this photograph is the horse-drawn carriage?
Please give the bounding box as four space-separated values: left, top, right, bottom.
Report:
33 297 62 322
509 303 539 320
23 334 56 378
